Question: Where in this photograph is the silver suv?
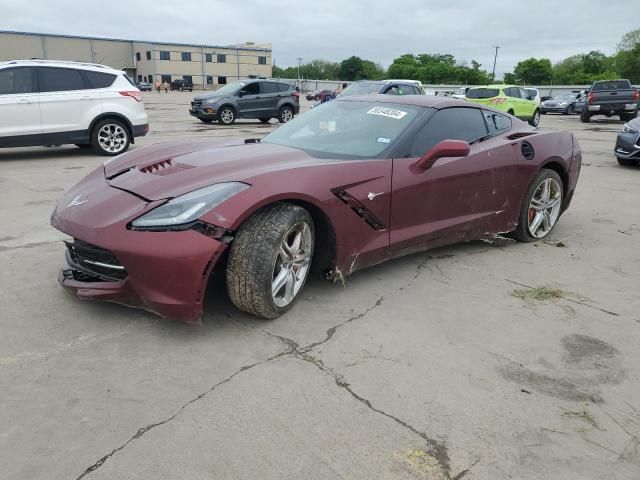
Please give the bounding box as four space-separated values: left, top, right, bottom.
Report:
190 79 300 125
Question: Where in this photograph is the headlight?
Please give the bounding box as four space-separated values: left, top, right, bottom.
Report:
204 98 218 104
622 123 639 134
131 182 250 229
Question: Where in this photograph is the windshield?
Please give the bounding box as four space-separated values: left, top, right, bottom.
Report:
210 82 244 96
262 100 424 159
466 88 499 99
592 80 631 91
552 94 576 101
339 82 383 97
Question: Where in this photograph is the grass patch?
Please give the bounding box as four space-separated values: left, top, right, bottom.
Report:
512 286 566 302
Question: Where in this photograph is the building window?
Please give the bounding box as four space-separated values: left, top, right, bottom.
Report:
137 74 142 82
161 74 171 83
146 51 151 60
206 75 213 85
217 54 226 63
159 51 170 61
218 76 227 84
205 53 212 63
258 56 267 65
181 52 191 61
136 52 141 61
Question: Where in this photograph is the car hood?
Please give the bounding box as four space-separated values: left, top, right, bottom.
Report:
193 92 230 101
625 116 640 131
104 139 323 201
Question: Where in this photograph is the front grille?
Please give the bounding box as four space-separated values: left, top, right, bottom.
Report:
191 100 202 108
65 240 127 281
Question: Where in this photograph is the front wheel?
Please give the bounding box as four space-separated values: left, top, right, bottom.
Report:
227 203 314 319
581 109 591 123
278 106 294 123
218 107 236 125
529 109 541 127
511 169 564 242
91 118 130 156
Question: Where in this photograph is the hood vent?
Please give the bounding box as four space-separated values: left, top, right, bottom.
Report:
521 141 535 160
138 159 194 176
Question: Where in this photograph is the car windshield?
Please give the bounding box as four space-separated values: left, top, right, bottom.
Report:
211 82 244 95
592 80 631 91
262 100 424 159
553 94 576 101
339 82 383 97
466 88 499 99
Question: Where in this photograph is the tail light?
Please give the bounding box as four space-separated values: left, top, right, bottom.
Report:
488 97 506 104
633 90 639 102
292 91 300 101
587 93 593 104
119 91 143 102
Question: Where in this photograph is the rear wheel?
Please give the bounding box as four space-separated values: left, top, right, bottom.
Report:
217 107 236 125
278 106 294 123
507 109 515 116
529 109 541 127
511 169 563 242
91 118 130 156
227 203 314 319
617 157 638 167
580 109 591 123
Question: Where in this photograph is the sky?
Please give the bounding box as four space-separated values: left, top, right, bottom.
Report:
2 0 637 77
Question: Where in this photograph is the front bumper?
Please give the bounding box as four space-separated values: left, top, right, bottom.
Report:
541 105 569 113
615 130 640 159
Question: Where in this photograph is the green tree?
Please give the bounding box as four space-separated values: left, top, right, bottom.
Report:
339 56 365 81
511 58 553 84
617 28 640 52
387 54 419 79
361 60 386 80
616 44 640 83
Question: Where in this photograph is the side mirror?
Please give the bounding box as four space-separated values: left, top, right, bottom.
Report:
416 139 470 170
238 90 246 97
527 95 535 101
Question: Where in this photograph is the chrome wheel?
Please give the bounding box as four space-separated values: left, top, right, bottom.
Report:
280 108 293 123
530 110 540 127
527 177 562 238
98 124 128 153
271 222 312 308
220 108 234 124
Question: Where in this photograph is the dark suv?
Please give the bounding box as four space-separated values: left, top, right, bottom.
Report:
171 79 193 91
189 79 300 125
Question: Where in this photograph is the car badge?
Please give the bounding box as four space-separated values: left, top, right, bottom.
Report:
66 195 87 208
368 192 384 201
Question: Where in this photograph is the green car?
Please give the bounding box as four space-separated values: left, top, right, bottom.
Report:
465 85 541 127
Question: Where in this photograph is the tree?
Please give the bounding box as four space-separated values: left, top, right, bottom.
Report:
583 50 611 75
339 56 365 81
361 60 385 80
617 28 640 52
616 44 640 83
387 54 419 79
511 58 553 84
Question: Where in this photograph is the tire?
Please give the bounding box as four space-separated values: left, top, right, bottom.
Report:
511 169 564 242
91 118 131 156
617 157 638 167
217 106 236 125
226 203 314 319
580 109 591 123
278 106 295 123
529 109 541 127
568 105 574 115
259 117 272 124
75 143 92 149
199 118 213 124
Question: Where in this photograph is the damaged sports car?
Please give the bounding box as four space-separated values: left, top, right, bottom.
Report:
51 96 581 324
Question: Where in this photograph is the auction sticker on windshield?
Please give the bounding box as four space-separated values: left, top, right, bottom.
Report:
367 107 408 120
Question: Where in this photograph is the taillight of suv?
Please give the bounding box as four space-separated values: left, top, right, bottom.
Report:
292 91 300 102
119 91 143 102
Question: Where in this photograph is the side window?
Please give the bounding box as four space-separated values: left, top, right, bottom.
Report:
410 108 488 156
483 110 511 135
276 83 290 92
385 85 400 95
84 71 116 89
38 67 87 92
397 85 412 95
508 87 521 99
0 67 34 94
261 82 279 94
241 82 260 95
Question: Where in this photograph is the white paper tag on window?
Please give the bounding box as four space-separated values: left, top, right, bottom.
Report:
366 107 407 120
377 137 391 144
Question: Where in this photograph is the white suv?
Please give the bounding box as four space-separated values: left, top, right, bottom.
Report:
0 60 148 155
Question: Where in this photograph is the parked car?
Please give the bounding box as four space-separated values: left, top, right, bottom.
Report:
465 85 541 127
190 79 300 125
581 79 639 122
0 59 148 155
524 88 541 106
541 94 580 115
136 81 152 91
614 116 640 166
452 87 470 99
170 79 193 91
339 80 424 97
306 89 333 101
51 95 580 324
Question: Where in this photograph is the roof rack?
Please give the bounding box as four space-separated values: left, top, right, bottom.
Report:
3 59 114 70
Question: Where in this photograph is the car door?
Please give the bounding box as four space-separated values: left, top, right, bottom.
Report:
0 66 42 146
519 88 535 117
390 107 513 253
259 82 282 115
236 81 262 116
37 67 103 141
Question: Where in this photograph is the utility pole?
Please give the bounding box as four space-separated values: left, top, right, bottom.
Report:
296 57 303 80
491 46 500 82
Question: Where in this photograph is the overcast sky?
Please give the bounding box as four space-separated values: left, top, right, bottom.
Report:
3 0 637 76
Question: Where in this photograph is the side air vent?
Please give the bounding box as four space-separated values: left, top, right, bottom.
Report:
521 141 535 160
506 131 536 140
138 159 194 176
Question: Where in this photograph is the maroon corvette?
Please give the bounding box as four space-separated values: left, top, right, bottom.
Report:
51 95 581 324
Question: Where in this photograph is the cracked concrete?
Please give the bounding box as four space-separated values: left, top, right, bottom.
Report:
1 94 639 480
